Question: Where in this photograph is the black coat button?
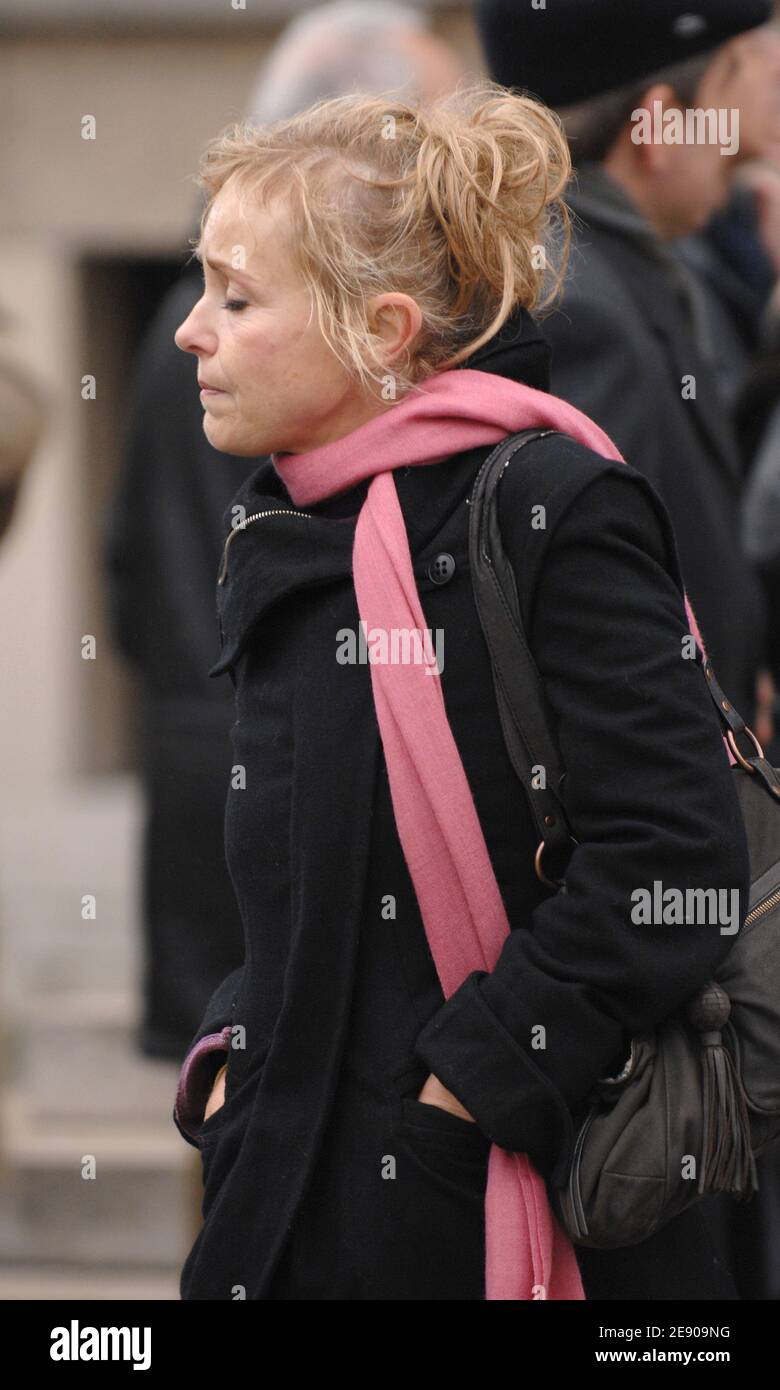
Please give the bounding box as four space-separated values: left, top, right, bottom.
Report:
427 552 456 585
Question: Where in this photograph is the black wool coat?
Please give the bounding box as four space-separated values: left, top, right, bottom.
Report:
173 310 749 1301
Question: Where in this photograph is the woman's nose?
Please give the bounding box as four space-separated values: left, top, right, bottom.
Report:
174 310 196 354
174 299 214 356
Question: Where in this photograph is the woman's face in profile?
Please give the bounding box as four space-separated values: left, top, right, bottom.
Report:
174 183 367 457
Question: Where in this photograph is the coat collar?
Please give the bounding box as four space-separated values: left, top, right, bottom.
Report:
208 442 493 676
209 307 551 677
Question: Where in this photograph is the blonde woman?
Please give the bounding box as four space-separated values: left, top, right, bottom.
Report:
172 82 747 1301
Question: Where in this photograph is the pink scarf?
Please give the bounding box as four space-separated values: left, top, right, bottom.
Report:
272 367 713 1301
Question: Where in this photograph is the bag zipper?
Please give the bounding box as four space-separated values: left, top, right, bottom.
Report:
217 508 313 585
566 1101 597 1240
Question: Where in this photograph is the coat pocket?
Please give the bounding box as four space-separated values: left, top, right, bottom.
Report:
388 1063 492 1201
397 1095 492 1149
196 1049 272 1224
196 1054 233 1146
197 1096 229 1144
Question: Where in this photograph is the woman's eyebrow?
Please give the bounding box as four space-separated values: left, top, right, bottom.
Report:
193 247 259 284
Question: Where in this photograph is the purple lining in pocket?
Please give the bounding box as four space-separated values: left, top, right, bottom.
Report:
174 1026 232 1141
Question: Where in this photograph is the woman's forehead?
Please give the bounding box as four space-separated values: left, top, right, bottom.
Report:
198 190 296 280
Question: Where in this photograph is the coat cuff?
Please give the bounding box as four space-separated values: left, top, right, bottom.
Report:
413 972 577 1188
173 1027 232 1146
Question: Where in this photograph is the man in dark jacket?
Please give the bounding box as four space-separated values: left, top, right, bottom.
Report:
476 0 775 729
476 0 779 1301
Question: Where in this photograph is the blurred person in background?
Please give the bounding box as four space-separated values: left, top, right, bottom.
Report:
739 348 780 772
673 0 780 389
674 10 780 765
0 305 47 1177
736 219 780 782
102 1 464 1063
0 301 48 545
673 13 780 402
737 0 780 682
476 0 774 739
476 0 780 1302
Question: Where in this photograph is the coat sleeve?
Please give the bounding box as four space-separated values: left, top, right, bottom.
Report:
172 966 243 1146
413 460 751 1187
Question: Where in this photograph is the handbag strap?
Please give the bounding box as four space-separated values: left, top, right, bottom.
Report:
468 429 577 887
467 428 780 891
701 659 780 799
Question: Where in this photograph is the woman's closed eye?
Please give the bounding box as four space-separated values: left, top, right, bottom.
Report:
223 298 249 312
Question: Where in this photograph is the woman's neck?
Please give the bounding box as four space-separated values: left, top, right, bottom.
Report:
282 387 399 456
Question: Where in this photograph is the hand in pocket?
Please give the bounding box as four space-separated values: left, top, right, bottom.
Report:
204 1061 227 1122
416 1071 476 1122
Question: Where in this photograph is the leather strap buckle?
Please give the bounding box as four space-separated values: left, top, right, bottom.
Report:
535 838 566 890
726 725 765 771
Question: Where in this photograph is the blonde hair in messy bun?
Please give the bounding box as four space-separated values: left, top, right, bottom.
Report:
191 80 571 396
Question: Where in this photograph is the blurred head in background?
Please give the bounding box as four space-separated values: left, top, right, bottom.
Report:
246 0 464 122
476 0 780 238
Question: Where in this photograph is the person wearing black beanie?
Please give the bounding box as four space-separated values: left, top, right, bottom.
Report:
475 0 772 109
475 0 777 727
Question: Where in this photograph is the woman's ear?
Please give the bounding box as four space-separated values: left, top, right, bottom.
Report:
367 293 423 367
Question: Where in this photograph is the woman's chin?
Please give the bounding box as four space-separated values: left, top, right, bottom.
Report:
203 411 282 458
203 416 238 453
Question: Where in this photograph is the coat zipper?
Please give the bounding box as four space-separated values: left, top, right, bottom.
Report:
217 508 313 585
744 884 780 929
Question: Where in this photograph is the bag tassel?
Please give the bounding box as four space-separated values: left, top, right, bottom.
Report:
685 983 759 1198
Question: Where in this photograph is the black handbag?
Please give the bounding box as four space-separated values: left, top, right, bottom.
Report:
468 428 780 1249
